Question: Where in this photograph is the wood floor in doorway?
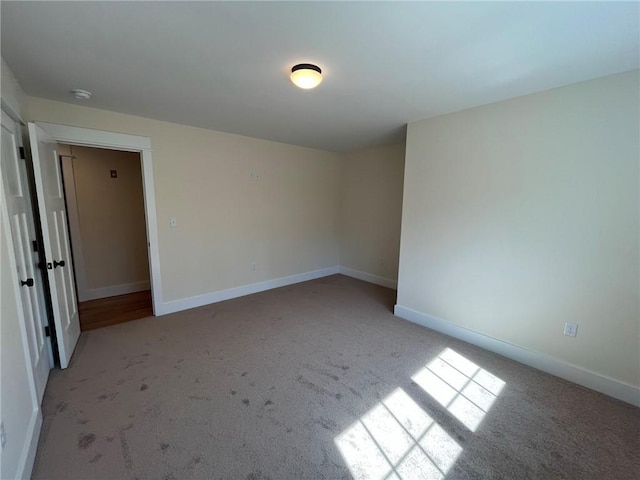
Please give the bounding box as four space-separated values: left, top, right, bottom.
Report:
78 290 152 331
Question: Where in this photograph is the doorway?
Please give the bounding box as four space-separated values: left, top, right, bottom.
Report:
59 144 153 330
28 122 162 368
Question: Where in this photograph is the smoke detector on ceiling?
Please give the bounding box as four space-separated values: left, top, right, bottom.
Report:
70 89 92 100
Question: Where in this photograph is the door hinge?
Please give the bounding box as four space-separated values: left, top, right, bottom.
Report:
44 326 51 337
19 146 25 159
32 240 38 252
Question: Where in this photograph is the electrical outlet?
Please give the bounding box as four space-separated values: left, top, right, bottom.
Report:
1 421 6 450
170 217 177 228
250 262 257 271
563 322 578 337
250 172 260 181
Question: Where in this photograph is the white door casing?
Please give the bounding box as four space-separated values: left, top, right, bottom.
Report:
1 111 51 399
28 122 80 369
30 122 162 315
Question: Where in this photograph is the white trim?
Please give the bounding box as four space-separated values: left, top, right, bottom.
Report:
15 410 42 480
35 123 162 315
157 266 339 315
394 304 640 407
0 99 24 124
36 122 151 151
338 266 397 290
81 281 151 302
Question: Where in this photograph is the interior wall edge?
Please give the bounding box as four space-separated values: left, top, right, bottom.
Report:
14 409 42 480
338 266 397 290
156 266 339 316
394 304 640 407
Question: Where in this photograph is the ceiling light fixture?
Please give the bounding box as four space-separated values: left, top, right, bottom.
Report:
71 89 92 100
290 64 322 89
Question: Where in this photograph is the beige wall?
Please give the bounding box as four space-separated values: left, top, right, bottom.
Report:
340 143 405 283
1 57 26 119
398 70 639 387
27 97 342 302
59 145 149 298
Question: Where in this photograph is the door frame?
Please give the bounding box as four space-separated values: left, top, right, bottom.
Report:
34 122 163 315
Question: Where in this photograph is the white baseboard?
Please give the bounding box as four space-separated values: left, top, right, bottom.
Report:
16 408 42 480
338 266 397 290
79 281 151 302
394 304 640 408
157 266 339 316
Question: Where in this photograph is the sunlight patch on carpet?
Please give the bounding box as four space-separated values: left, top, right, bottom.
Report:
412 348 505 431
334 387 462 480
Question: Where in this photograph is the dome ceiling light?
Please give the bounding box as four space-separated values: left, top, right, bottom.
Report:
70 89 92 100
290 63 322 89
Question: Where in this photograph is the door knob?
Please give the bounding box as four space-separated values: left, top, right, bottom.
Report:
20 278 34 287
53 260 65 268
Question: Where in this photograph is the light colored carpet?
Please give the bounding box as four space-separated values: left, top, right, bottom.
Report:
32 275 639 479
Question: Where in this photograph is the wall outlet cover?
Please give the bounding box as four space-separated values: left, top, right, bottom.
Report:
563 322 578 337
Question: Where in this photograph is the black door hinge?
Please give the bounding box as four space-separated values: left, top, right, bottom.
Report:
19 146 25 159
45 326 51 337
32 240 38 252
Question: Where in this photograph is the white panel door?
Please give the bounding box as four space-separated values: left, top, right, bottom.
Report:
28 122 80 369
1 111 50 400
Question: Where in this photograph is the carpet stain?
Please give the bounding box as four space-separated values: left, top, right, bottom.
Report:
78 433 96 449
230 390 237 395
124 359 146 369
140 383 149 391
242 398 250 406
303 364 340 381
116 379 125 385
315 417 338 432
391 352 401 358
160 443 169 452
187 456 202 469
119 430 133 471
56 401 68 413
348 387 362 398
326 361 350 371
97 394 108 400
264 399 273 406
106 437 114 443
241 371 249 377
89 453 102 464
77 418 89 425
296 375 339 400
247 470 273 480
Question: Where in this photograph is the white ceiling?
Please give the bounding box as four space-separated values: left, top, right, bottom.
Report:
2 1 638 152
